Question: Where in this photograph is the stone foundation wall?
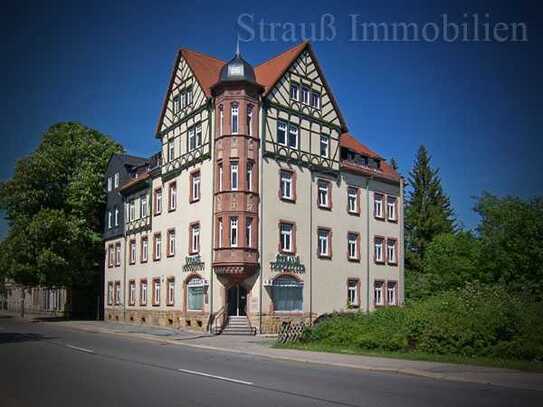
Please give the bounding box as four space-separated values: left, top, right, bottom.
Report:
249 313 314 334
104 308 209 331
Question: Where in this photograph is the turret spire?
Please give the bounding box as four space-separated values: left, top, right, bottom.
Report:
236 37 240 56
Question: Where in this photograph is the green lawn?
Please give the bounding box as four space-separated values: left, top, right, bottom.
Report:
274 341 543 372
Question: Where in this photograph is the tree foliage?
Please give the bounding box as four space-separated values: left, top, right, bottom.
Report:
476 193 543 301
0 122 122 289
405 145 456 273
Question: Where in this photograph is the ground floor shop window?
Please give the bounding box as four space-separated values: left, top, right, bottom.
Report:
187 278 205 311
272 276 303 311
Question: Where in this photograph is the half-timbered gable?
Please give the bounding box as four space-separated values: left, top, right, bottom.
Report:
256 43 346 173
156 50 224 178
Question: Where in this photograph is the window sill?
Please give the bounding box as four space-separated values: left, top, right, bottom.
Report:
387 262 398 266
140 260 148 264
167 253 175 258
188 251 200 256
318 254 332 260
347 211 360 216
189 198 200 204
318 205 332 211
280 197 296 204
374 216 385 222
374 260 385 265
348 257 360 263
387 218 398 223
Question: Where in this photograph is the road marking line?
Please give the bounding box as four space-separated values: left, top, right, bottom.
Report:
66 344 95 354
177 368 253 385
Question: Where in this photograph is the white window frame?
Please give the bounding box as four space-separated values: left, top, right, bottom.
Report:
168 230 176 256
169 183 177 211
280 171 293 200
219 106 224 136
140 196 147 218
375 238 384 263
115 244 121 266
129 200 136 222
348 188 358 213
290 83 299 100
191 224 200 254
173 94 180 114
277 121 287 146
167 279 175 305
114 173 119 188
141 237 148 262
107 211 112 229
301 86 309 104
218 163 224 192
287 124 298 149
114 207 119 226
114 282 121 305
155 189 162 214
246 161 253 192
129 281 135 305
387 239 397 264
154 234 162 260
140 281 147 305
192 172 201 201
230 161 239 191
246 218 252 248
348 280 359 307
230 217 238 247
375 282 384 306
318 229 329 257
129 240 136 264
320 135 329 158
310 91 321 109
195 123 202 148
374 193 384 218
387 196 397 221
348 233 358 260
280 223 293 253
188 126 196 152
153 280 161 306
231 104 239 134
218 218 223 248
318 182 329 208
387 282 397 305
107 177 112 192
247 105 253 137
168 141 175 162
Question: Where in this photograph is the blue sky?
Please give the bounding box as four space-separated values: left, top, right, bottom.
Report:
1 0 541 238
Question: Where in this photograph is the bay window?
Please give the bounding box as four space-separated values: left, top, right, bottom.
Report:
230 217 238 247
246 161 254 191
231 103 239 134
246 218 253 248
230 161 239 190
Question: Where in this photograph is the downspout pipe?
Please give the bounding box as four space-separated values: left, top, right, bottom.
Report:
365 175 374 314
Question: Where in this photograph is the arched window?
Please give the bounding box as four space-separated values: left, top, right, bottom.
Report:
272 276 303 311
231 103 239 134
187 277 205 311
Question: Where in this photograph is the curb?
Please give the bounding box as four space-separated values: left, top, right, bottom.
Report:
51 321 543 392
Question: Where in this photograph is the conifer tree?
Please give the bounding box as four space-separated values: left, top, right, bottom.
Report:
405 145 456 273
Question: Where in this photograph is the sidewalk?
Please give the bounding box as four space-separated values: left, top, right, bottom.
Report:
7 315 543 392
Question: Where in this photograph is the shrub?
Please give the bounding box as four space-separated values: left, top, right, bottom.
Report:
301 284 543 361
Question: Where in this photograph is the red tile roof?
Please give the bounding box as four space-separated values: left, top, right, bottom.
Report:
254 41 308 94
181 49 225 97
340 132 382 159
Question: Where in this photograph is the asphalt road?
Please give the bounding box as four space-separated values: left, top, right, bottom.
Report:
1 316 542 407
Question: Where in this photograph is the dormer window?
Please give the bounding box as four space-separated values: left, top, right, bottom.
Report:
231 103 239 134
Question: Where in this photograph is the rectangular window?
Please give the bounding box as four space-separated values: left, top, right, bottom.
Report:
140 196 147 218
247 106 253 137
374 281 384 306
114 207 119 226
230 161 239 191
154 233 162 261
230 217 238 247
154 188 162 215
320 135 329 158
317 181 330 209
290 83 299 100
167 229 176 257
114 282 121 305
218 163 223 192
190 223 200 254
188 126 195 152
140 280 147 306
168 141 175 162
114 173 119 188
191 171 201 202
153 279 161 306
277 121 287 145
231 104 239 134
219 106 224 136
246 161 253 192
187 278 205 311
107 211 112 229
310 92 321 109
129 240 136 264
288 125 298 149
271 277 303 311
180 91 186 109
318 228 331 258
167 278 175 306
387 282 397 306
128 199 135 222
107 282 113 305
280 170 294 201
195 123 202 148
387 196 397 222
387 239 397 265
115 243 121 266
347 187 359 214
374 193 384 219
169 182 177 211
301 86 309 104
280 222 294 253
107 177 112 192
173 94 180 114
347 233 359 261
218 217 223 248
128 280 135 306
141 236 148 263
348 280 359 307
108 245 114 267
374 237 384 263
246 218 253 248
186 86 193 105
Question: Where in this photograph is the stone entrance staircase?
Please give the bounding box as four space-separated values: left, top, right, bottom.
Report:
221 315 256 335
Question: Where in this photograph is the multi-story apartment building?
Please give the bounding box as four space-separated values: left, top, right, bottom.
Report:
103 41 404 334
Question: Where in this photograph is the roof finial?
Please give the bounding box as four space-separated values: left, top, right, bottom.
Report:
236 36 240 57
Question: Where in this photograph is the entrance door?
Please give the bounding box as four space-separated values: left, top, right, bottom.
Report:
227 285 247 316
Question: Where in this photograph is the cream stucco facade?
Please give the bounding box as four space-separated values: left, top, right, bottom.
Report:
103 42 404 334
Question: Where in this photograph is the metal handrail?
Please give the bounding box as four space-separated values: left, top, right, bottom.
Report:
208 306 226 335
244 305 257 336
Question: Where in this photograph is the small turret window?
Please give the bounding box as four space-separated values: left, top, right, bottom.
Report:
231 103 239 134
